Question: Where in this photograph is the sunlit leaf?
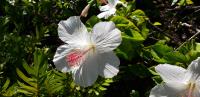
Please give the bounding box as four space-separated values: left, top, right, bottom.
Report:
171 0 179 6
153 22 162 26
17 81 38 93
16 68 37 88
1 78 10 92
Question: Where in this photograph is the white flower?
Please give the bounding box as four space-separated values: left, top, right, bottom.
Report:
97 0 125 19
150 57 200 97
53 16 122 87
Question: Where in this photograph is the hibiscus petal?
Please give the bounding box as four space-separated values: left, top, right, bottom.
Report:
97 8 116 19
58 16 89 44
72 54 99 87
98 51 120 78
99 5 111 11
109 8 117 15
193 88 200 97
155 64 187 83
150 83 187 97
92 22 121 53
97 11 110 19
108 0 119 7
53 44 73 73
187 57 200 81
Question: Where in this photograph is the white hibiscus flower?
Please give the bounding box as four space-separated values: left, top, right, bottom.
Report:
97 0 126 19
150 57 200 97
53 16 122 87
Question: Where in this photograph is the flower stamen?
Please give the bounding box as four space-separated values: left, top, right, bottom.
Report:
66 46 95 68
181 83 196 97
187 83 195 97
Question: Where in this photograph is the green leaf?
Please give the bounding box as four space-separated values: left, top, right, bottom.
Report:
17 89 33 95
186 0 193 5
183 43 200 62
16 68 37 88
131 30 145 41
177 0 193 6
111 16 139 31
178 39 196 54
105 79 113 83
16 49 57 96
17 81 38 93
148 69 159 76
1 78 10 92
152 76 162 84
102 83 110 86
171 0 179 6
94 90 99 95
132 9 145 17
152 44 173 57
51 86 64 94
153 22 162 26
150 43 188 63
125 1 136 13
112 16 149 41
195 43 200 51
22 60 34 76
118 38 142 60
164 52 188 63
33 49 47 77
150 49 167 63
111 16 129 24
98 86 107 91
86 16 100 27
1 83 18 96
178 0 186 6
131 9 148 26
141 24 149 39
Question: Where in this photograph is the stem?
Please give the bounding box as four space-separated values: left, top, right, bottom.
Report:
175 28 200 51
88 0 95 4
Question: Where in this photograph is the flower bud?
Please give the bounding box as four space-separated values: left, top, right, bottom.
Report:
80 4 90 17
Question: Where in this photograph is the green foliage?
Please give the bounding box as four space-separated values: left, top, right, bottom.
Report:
0 79 18 96
141 40 198 65
1 79 10 93
16 50 49 96
15 49 111 97
110 9 149 61
1 0 200 97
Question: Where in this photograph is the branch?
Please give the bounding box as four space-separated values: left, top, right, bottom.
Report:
166 6 200 12
175 28 200 51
